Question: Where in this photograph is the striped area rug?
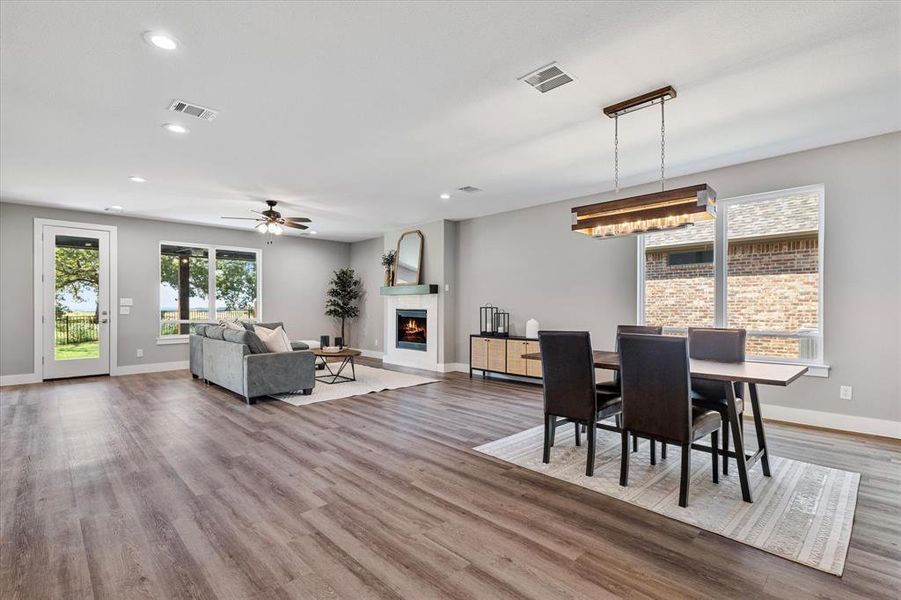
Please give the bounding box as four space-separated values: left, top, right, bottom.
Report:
474 424 859 576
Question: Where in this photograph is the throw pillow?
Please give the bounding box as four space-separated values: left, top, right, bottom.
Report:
254 325 293 353
219 318 244 331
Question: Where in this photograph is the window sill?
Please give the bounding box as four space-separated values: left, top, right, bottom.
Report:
157 336 189 345
750 359 830 378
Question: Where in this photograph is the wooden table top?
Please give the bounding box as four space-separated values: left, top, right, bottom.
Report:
521 350 807 386
312 347 361 357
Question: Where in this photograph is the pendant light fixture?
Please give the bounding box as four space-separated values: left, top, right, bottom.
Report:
572 86 716 239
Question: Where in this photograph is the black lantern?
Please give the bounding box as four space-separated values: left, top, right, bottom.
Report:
480 304 499 336
494 311 510 337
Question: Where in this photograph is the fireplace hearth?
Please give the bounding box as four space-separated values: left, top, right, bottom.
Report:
396 309 427 351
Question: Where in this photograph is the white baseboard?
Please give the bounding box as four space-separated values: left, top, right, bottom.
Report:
112 361 189 376
360 349 384 359
751 403 901 439
0 372 41 386
438 362 469 373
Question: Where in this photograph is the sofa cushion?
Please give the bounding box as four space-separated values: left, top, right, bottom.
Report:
205 325 227 340
219 318 245 331
195 323 209 336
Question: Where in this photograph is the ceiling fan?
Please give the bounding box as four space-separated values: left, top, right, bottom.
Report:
221 200 312 237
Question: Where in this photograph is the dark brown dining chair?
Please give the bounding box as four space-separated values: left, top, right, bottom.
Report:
596 325 664 457
538 331 622 476
618 333 720 507
688 327 746 475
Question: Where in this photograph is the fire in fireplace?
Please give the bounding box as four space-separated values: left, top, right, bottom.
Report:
396 309 427 351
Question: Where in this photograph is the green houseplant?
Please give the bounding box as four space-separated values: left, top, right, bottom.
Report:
325 267 362 346
381 249 396 286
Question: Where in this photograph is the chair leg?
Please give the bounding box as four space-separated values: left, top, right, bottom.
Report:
650 439 656 466
542 414 552 463
721 414 730 475
679 443 691 507
549 416 557 447
615 413 622 429
661 442 667 459
574 421 581 447
619 430 630 486
586 422 597 477
632 434 638 453
711 430 719 484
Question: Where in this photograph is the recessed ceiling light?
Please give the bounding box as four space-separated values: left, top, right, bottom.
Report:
162 123 188 134
105 205 124 213
144 31 178 50
309 230 318 235
128 176 146 183
439 193 451 200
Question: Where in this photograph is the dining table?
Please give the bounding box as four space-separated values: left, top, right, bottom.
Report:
521 349 808 503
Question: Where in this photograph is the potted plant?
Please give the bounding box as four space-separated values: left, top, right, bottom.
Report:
325 268 362 348
381 249 396 286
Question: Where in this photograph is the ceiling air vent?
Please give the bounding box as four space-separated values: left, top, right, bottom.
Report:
167 99 219 121
519 62 574 93
458 186 482 193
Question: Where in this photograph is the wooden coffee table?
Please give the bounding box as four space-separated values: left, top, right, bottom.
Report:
312 347 361 384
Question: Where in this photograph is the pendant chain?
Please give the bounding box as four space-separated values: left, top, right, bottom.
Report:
613 115 619 193
660 99 666 191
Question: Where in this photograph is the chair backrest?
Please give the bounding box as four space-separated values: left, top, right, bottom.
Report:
538 331 597 422
688 327 747 399
613 325 663 384
619 333 692 443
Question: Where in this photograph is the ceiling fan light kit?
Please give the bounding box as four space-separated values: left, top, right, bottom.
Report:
222 199 311 243
572 85 716 239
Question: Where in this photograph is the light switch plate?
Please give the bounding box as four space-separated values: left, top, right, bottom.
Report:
119 306 130 315
119 298 133 306
839 385 852 401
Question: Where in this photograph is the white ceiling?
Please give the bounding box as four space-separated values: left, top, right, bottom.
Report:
1 1 899 242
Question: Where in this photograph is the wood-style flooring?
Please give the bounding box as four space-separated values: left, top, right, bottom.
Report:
1 361 899 599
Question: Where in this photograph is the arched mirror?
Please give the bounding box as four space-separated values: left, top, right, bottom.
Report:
394 230 424 285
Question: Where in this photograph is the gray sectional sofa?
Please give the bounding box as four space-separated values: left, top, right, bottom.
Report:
190 321 316 404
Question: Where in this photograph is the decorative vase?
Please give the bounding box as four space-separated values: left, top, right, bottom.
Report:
384 270 392 286
525 318 540 339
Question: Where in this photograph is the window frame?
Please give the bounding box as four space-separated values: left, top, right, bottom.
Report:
157 241 263 344
637 183 827 373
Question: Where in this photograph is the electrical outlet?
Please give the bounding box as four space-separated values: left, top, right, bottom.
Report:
839 385 852 401
136 348 144 358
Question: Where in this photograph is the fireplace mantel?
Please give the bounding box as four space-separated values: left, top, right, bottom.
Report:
380 284 439 296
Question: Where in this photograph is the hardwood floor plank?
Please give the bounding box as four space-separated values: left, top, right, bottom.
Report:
1 364 898 599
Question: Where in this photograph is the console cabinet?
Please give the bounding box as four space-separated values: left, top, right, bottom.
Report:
469 335 541 380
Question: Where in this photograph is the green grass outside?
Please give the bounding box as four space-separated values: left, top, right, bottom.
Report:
55 341 100 360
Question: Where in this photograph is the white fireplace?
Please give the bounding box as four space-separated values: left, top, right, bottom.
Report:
383 292 440 370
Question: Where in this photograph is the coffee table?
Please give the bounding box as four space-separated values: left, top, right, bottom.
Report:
312 348 361 384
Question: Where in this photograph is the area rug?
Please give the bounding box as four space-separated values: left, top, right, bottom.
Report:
474 424 859 576
269 364 438 406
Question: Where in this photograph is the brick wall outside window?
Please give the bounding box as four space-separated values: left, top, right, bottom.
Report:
644 236 819 358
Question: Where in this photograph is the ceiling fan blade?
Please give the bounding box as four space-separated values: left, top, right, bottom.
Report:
221 217 262 221
282 221 309 230
284 217 312 223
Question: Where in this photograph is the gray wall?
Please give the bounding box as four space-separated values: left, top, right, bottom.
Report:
0 202 350 374
349 236 385 352
454 132 901 422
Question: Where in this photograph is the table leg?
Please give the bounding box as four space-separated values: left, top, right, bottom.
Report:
748 383 771 477
726 383 753 503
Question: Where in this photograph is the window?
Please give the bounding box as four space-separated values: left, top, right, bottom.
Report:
159 242 261 338
639 185 824 365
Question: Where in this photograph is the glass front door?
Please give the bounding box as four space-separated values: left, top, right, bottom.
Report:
43 226 110 379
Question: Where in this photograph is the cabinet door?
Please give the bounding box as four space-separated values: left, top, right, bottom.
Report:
471 337 488 369
525 341 543 378
487 338 507 372
506 340 529 375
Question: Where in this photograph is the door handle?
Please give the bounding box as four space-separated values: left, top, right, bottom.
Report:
100 318 108 324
